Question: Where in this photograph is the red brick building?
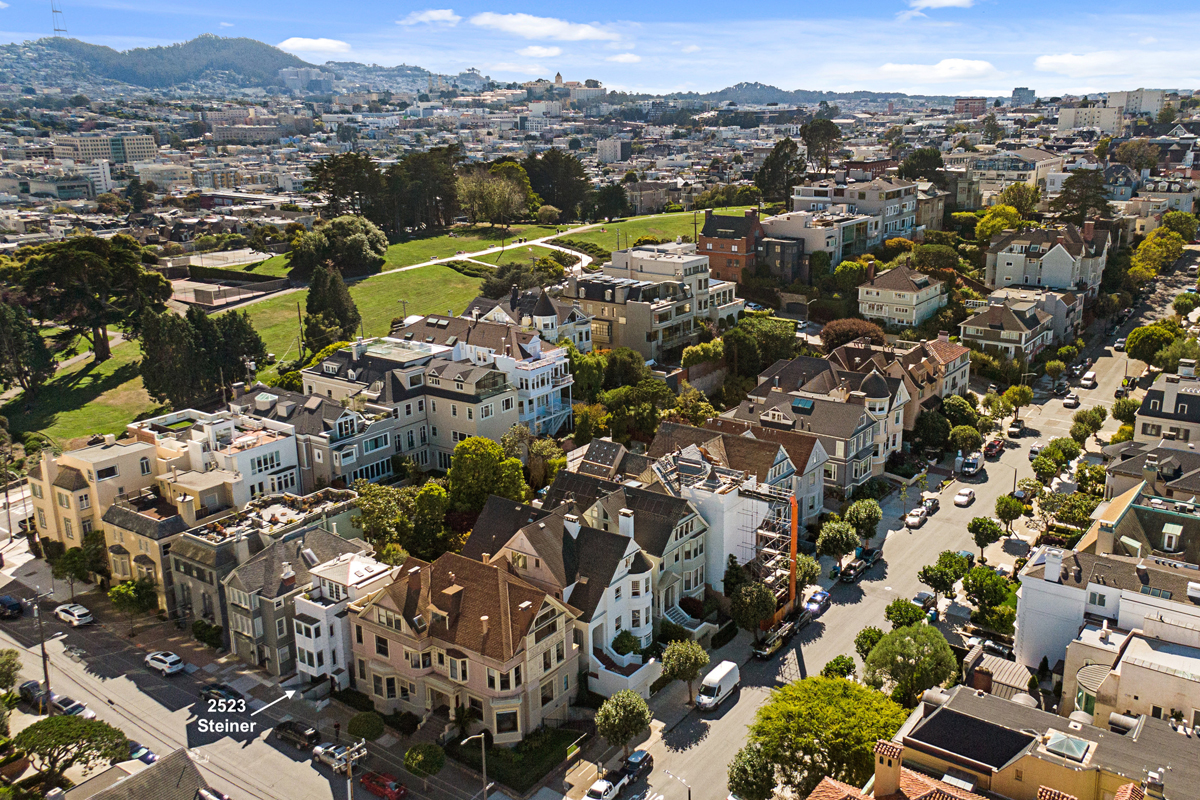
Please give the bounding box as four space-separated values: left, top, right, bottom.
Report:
954 97 987 116
698 208 764 284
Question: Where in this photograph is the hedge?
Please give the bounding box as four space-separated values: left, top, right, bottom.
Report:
711 621 738 649
331 688 376 713
348 711 385 740
188 264 284 283
549 238 610 262
444 259 495 278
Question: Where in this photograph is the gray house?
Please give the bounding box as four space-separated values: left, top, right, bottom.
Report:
224 526 370 678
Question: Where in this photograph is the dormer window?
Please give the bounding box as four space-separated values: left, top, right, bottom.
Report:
323 362 338 375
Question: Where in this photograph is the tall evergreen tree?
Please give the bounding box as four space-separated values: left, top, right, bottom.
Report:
0 298 55 394
125 176 147 213
305 263 361 346
755 138 805 202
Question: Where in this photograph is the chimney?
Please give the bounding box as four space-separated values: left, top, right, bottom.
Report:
441 584 463 621
564 514 581 538
1043 548 1063 583
704 209 712 221
1145 771 1165 800
1083 220 1095 242
1179 359 1196 378
281 561 296 590
972 665 994 695
1143 454 1159 490
481 552 491 563
1136 559 1149 582
1099 620 1110 642
103 433 116 446
480 615 489 637
619 508 635 539
232 382 246 400
872 741 903 798
939 330 949 343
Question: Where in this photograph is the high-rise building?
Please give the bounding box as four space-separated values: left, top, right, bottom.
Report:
1012 87 1036 106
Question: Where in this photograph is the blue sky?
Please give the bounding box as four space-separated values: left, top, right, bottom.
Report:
1 0 1198 96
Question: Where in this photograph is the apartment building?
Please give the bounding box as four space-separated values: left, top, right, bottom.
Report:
857 264 948 328
1058 105 1125 134
795 178 919 243
301 337 519 471
1138 178 1198 213
954 97 987 116
969 148 1065 194
63 133 157 164
349 552 580 744
984 222 1110 298
597 138 631 164
559 242 743 360
1012 87 1037 106
973 287 1083 346
225 526 370 678
959 301 1053 362
1108 89 1163 117
1134 368 1200 445
915 181 948 232
463 288 594 353
762 207 874 268
294 551 392 689
698 209 765 284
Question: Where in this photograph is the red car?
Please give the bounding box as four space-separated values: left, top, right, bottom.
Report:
362 772 407 800
984 439 1005 459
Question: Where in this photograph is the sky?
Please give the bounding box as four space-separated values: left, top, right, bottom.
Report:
1 0 1198 96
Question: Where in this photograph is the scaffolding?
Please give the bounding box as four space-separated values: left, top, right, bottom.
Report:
742 484 799 627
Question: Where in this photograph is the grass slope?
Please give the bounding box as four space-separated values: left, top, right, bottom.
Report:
561 206 753 252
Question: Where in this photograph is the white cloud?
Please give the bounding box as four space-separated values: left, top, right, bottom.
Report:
0 3 11 8
486 61 546 75
1034 51 1132 78
517 45 561 58
1138 36 1157 45
276 37 351 53
878 57 997 81
682 44 701 53
909 0 973 8
219 22 233 27
397 9 461 26
607 53 641 63
469 12 619 41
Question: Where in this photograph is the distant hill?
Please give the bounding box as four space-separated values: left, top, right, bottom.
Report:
670 81 958 106
41 34 313 88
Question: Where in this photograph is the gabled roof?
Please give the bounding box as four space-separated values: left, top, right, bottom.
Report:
395 314 539 355
228 526 369 599
648 421 785 482
82 748 212 800
53 465 89 492
961 302 1051 335
700 210 761 240
461 496 554 562
860 264 940 294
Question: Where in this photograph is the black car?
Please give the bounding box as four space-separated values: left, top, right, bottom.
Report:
18 680 47 711
982 640 1014 660
0 596 22 619
275 720 320 750
923 497 940 514
839 559 867 583
623 750 654 780
200 683 242 703
859 548 881 566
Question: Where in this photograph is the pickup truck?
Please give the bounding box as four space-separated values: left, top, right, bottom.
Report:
586 768 634 800
312 743 365 775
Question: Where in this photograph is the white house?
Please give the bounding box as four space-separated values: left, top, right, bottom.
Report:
857 264 947 328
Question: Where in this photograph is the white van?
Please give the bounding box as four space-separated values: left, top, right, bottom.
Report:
1081 371 1098 389
696 660 740 710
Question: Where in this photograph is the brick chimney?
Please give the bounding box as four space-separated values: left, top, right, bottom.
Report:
873 741 903 797
972 665 994 694
866 261 876 281
280 561 296 591
1083 220 1095 242
744 208 758 219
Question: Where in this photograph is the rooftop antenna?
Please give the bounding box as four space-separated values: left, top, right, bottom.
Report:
51 0 67 35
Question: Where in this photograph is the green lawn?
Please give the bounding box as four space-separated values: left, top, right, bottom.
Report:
561 206 755 252
471 243 556 268
3 341 157 448
244 263 485 374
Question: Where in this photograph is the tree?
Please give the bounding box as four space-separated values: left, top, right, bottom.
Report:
821 655 856 679
1070 421 1092 447
819 318 885 352
52 547 89 602
864 625 956 707
14 716 127 786
816 520 858 569
727 743 776 800
963 565 1008 612
0 300 54 395
732 581 777 644
884 597 926 630
941 395 978 429
1045 359 1065 383
911 244 959 281
536 204 560 224
801 118 842 173
1050 170 1112 224
755 138 804 202
833 260 866 292
1031 454 1058 483
108 578 157 636
918 564 958 614
913 410 951 450
14 235 170 362
404 743 445 789
603 347 652 389
1127 324 1177 364
1162 211 1198 243
1112 396 1140 425
125 176 147 212
1004 384 1034 421
975 205 1023 244
747 677 907 796
854 627 884 662
667 383 718 427
1112 139 1160 172
490 159 542 215
662 639 710 705
723 553 747 598
0 649 20 692
998 183 1042 218
306 263 361 343
523 149 590 218
1094 137 1111 161
306 151 383 218
1174 293 1200 318
458 169 526 226
722 326 761 378
968 517 1003 560
140 308 266 408
844 499 882 543
995 495 1024 533
948 425 982 455
595 690 652 757
447 437 527 513
982 113 1003 144
898 148 943 182
1057 493 1102 529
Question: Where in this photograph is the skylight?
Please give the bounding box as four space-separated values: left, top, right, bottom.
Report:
1045 732 1089 763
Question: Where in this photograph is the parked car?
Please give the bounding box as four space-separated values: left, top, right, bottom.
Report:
1115 337 1127 351
1063 393 1080 408
804 590 831 616
1115 385 1128 399
622 750 654 781
1007 419 1024 437
752 621 796 659
988 383 998 394
0 596 22 619
313 743 364 774
923 497 940 514
51 695 96 720
18 680 48 711
1029 442 1044 461
361 772 408 800
956 550 976 568
696 661 740 711
126 742 158 765
275 720 320 750
984 439 1005 458
954 488 975 507
200 683 242 703
587 770 632 800
144 651 184 676
1052 382 1070 397
859 547 881 566
54 604 92 626
839 559 867 583
911 591 936 611
905 506 928 528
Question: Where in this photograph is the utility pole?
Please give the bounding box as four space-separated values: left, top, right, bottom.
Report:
297 300 305 362
342 740 368 800
29 587 52 714
397 299 408 324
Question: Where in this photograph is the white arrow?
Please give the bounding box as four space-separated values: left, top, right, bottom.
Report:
250 690 295 716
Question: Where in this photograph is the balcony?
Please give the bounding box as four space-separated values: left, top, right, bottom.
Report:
552 374 574 388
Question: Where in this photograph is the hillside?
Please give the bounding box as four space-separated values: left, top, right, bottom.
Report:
41 34 313 88
670 81 959 105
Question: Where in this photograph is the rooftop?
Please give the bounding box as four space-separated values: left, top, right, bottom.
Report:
191 489 356 543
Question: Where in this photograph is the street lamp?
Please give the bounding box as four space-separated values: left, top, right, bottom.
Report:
663 769 692 800
462 733 490 800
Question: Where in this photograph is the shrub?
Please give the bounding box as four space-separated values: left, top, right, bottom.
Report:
679 595 705 618
384 711 421 736
348 711 385 740
657 620 691 645
612 629 640 656
711 621 738 649
191 619 224 649
331 688 377 713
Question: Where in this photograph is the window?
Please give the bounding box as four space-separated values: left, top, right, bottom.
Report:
556 641 565 663
375 635 390 657
514 665 522 686
139 457 151 476
57 492 70 509
452 404 458 418
1087 592 1106 607
615 586 621 601
359 659 367 681
1165 533 1180 551
276 618 286 638
78 493 90 510
467 407 473 421
373 674 384 697
632 610 641 628
97 465 119 481
63 518 73 540
541 680 555 706
496 711 519 733
363 434 389 454
250 451 281 475
502 397 514 412
450 658 468 682
355 624 363 645
543 650 552 672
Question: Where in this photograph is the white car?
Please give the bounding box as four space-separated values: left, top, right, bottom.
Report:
54 604 93 627
905 506 928 528
1063 393 1080 408
144 651 184 676
954 488 976 507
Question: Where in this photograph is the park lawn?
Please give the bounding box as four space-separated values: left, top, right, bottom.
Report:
242 254 291 277
3 341 158 448
242 263 484 376
472 243 557 268
561 206 754 252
